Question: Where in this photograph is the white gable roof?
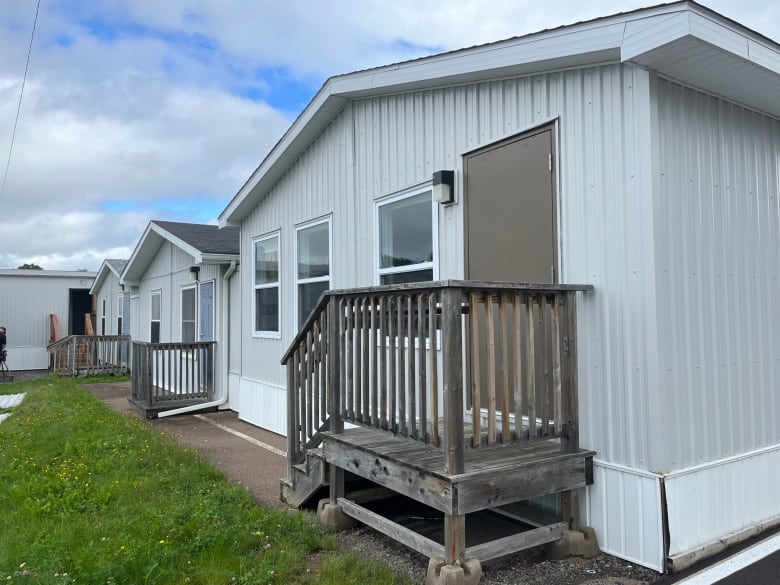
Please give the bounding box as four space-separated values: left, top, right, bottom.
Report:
218 1 780 226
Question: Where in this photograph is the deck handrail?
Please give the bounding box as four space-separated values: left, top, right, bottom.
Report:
130 340 216 407
282 281 592 477
47 334 131 376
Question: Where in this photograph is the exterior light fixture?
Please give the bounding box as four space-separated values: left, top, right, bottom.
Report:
432 170 455 203
189 265 200 281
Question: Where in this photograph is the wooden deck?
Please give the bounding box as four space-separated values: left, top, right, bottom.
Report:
325 427 593 516
281 281 594 571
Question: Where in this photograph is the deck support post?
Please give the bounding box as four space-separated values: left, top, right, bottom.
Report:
441 287 464 476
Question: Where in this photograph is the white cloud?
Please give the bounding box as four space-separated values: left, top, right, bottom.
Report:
0 0 779 271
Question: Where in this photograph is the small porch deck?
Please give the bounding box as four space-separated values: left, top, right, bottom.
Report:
281 280 594 578
129 340 216 418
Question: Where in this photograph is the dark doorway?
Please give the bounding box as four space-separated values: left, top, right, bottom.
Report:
69 289 93 335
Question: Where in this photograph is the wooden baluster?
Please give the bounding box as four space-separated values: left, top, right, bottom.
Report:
398 294 406 436
389 296 397 433
418 293 427 443
551 294 563 435
346 299 355 421
486 293 497 445
499 294 511 443
305 330 312 442
362 298 371 425
407 294 416 438
354 298 362 420
513 293 525 440
429 292 439 446
540 298 550 437
526 296 537 438
380 296 388 430
370 296 378 427
469 292 481 447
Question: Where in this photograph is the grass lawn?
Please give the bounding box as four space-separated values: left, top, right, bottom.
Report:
0 376 412 585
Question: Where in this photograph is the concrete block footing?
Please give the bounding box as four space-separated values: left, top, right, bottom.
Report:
316 499 355 531
545 527 600 560
425 557 482 585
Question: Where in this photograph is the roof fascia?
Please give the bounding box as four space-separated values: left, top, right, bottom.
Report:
120 222 160 286
218 1 780 225
200 253 240 264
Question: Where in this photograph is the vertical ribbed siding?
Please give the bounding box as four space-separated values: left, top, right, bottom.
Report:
241 65 661 472
241 113 351 385
654 78 780 471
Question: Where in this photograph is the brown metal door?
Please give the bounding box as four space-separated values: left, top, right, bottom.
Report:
465 127 557 283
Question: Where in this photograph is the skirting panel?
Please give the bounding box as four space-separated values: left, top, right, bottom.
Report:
665 444 780 558
583 461 665 572
8 347 49 371
237 377 287 436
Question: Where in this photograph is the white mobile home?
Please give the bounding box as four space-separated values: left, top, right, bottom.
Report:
219 1 780 575
0 269 96 370
121 221 240 414
90 259 129 336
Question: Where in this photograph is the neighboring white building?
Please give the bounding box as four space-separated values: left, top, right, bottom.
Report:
120 220 240 403
90 259 129 337
217 1 780 573
0 269 96 370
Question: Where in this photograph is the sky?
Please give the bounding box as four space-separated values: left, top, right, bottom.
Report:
0 1 778 271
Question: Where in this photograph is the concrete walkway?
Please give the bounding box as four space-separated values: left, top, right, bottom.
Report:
83 382 289 509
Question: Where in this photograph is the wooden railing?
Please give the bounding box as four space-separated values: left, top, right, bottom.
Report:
48 335 131 377
131 341 216 407
282 280 592 476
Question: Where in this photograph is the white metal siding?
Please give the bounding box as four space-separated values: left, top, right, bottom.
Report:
240 66 661 472
665 445 780 557
653 78 780 471
136 241 198 343
0 272 95 369
94 274 123 335
584 462 665 571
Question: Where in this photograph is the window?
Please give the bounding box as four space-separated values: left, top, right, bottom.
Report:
150 291 161 343
116 295 123 335
377 188 437 284
100 298 107 335
181 286 196 343
253 233 280 335
296 219 330 326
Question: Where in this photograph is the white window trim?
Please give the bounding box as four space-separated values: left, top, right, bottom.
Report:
374 184 439 285
100 297 107 335
294 216 332 329
150 290 162 343
252 231 282 339
180 284 197 343
116 294 124 335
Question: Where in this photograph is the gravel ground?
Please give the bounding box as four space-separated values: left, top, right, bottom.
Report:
337 525 664 585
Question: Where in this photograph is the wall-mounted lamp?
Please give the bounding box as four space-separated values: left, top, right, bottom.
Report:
189 265 200 282
432 170 455 204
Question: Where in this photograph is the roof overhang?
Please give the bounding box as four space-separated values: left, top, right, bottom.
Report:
218 1 780 226
121 222 239 286
89 260 122 295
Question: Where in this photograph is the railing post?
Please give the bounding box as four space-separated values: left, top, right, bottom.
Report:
441 286 466 566
441 287 464 475
560 292 580 454
327 297 344 505
286 355 297 482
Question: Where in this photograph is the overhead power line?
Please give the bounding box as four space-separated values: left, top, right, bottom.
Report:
0 0 42 209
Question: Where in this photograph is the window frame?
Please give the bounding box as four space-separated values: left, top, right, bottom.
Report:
180 285 197 343
294 216 332 329
374 185 439 285
116 294 124 336
252 231 281 339
100 297 107 336
150 290 162 343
